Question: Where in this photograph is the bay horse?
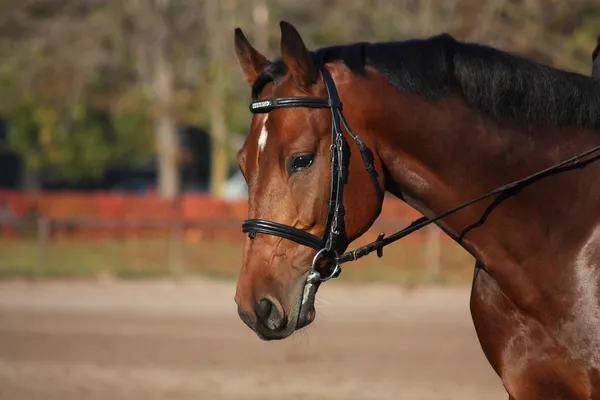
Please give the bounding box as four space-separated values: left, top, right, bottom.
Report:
233 21 600 400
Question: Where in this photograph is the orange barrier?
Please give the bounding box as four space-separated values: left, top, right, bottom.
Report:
0 190 430 241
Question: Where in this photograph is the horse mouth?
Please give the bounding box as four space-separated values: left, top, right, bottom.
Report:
254 270 319 341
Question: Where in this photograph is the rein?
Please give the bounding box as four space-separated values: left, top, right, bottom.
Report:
337 142 600 265
243 60 600 283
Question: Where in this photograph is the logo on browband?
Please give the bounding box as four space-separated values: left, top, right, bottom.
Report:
250 100 272 111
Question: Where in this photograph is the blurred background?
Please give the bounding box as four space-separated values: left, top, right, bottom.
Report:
0 1 598 399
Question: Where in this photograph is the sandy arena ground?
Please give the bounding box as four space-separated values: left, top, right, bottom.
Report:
0 279 507 400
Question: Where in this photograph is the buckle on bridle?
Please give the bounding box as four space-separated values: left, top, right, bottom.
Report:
308 248 341 283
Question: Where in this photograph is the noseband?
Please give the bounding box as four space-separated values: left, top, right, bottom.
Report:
242 59 600 284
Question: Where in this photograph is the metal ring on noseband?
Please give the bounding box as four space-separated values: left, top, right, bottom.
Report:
309 248 341 283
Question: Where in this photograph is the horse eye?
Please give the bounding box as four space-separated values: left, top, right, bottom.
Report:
288 154 314 174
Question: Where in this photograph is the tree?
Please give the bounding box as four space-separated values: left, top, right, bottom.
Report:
0 0 598 195
0 0 154 189
203 0 239 198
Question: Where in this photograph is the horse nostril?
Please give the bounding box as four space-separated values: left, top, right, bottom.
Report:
255 298 286 331
255 298 272 319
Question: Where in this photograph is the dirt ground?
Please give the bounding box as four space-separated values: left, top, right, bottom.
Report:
0 279 507 400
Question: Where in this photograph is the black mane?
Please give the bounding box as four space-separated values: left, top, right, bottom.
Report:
252 34 600 131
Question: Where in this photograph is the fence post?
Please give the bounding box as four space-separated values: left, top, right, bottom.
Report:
168 221 184 276
425 224 442 280
36 216 50 277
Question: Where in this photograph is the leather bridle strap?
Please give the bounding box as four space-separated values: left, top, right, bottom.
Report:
242 219 324 251
250 97 337 112
335 141 600 266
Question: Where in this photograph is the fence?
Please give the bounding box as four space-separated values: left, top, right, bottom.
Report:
0 191 472 283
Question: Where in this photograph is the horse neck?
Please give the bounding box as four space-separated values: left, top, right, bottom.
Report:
352 80 599 271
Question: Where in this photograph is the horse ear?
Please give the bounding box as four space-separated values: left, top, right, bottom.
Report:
279 21 318 88
234 28 270 85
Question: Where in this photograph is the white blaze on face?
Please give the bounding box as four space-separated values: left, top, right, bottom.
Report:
257 114 269 152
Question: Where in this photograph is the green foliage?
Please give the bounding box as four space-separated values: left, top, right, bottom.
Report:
5 100 153 183
110 112 154 166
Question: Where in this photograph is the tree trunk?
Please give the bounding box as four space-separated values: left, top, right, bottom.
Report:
20 168 41 192
253 0 269 52
149 1 179 200
155 112 179 199
208 102 228 198
205 0 235 198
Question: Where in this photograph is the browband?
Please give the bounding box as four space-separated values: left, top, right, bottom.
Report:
250 97 338 113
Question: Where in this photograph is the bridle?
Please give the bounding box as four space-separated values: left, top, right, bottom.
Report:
242 58 600 284
242 59 381 282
